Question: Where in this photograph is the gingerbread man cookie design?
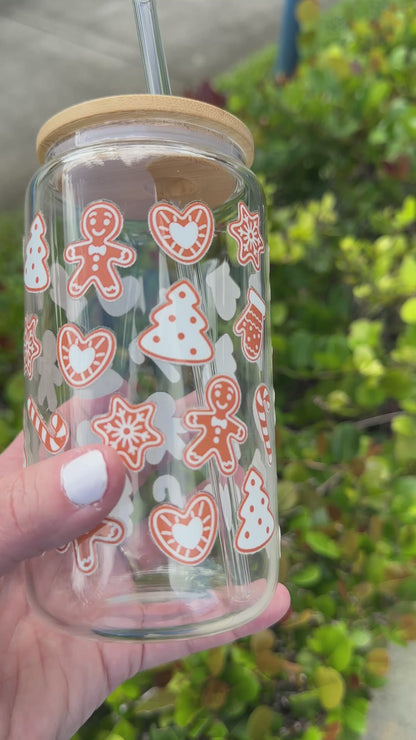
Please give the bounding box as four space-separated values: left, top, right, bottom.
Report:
64 201 136 301
183 375 247 476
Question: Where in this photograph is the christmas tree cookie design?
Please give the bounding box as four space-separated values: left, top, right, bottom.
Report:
235 466 275 553
137 279 214 365
24 212 50 293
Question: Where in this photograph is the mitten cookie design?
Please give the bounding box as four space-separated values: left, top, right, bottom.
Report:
234 287 265 362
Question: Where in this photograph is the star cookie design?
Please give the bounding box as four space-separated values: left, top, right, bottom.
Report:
227 201 265 272
91 394 164 471
24 314 42 379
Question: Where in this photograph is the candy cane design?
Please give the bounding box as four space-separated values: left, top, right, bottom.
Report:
253 384 273 466
27 397 69 454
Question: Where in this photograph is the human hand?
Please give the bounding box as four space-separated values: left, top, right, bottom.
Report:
0 433 290 740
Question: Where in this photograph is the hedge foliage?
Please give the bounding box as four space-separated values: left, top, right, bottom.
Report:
1 1 415 738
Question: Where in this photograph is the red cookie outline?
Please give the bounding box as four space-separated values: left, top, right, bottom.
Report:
233 287 266 363
235 466 275 554
57 323 116 388
137 278 214 365
57 517 125 575
149 492 218 565
149 202 214 265
91 394 164 471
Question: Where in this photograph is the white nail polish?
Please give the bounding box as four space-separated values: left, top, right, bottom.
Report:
61 450 108 506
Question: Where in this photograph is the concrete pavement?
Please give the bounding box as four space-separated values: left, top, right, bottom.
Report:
0 0 282 209
0 0 415 737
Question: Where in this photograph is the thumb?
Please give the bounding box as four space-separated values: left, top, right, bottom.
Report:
0 445 126 576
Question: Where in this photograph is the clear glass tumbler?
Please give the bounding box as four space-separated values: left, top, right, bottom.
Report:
23 95 280 640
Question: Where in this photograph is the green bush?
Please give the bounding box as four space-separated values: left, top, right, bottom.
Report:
0 210 24 447
74 3 416 738
2 1 416 738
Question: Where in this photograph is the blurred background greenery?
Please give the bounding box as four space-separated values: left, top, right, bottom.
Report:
2 0 416 738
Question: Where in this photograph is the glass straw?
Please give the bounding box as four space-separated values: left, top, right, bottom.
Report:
132 0 251 595
133 0 172 95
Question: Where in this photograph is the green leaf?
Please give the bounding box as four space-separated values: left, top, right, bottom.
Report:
392 414 416 438
330 423 360 462
247 706 275 740
292 563 323 587
401 297 416 324
135 687 175 716
288 329 315 369
315 666 345 710
342 696 369 734
300 728 323 740
304 531 341 559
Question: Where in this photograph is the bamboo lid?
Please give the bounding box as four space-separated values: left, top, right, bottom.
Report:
36 94 254 166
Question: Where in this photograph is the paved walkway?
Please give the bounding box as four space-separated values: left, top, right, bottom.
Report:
0 0 282 209
1 0 415 737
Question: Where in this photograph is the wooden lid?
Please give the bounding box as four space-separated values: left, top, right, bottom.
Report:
36 94 254 166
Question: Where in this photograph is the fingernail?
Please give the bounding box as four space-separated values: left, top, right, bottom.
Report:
61 450 108 506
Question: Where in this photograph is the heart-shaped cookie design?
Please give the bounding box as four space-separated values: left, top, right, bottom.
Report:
149 202 214 265
69 345 95 374
57 323 116 388
149 492 218 565
172 517 203 549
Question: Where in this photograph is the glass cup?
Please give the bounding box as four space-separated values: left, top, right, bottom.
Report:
23 95 280 640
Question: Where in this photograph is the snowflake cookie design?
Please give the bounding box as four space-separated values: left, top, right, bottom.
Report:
64 201 136 301
183 375 247 476
91 394 164 471
227 201 265 272
24 315 42 379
